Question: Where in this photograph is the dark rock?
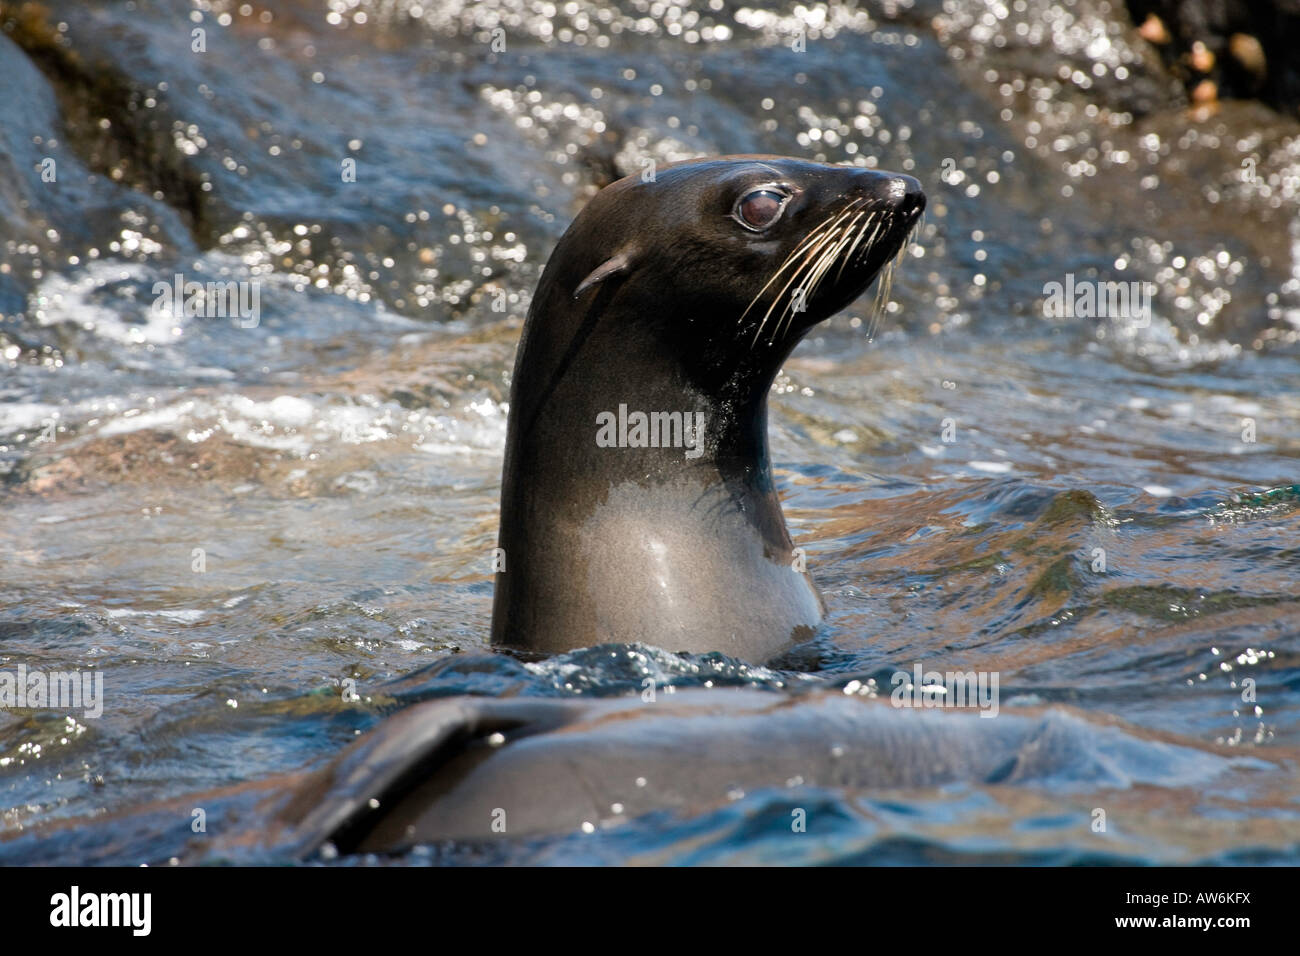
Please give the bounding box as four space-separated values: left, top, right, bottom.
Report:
1127 0 1300 115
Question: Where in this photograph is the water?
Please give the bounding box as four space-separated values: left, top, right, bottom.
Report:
1 0 1298 864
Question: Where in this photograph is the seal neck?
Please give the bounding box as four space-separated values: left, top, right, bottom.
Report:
503 289 790 493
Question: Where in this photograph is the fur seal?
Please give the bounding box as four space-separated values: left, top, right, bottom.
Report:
491 156 924 661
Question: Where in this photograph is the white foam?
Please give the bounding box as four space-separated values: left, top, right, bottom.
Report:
968 460 1013 474
0 402 62 432
33 261 179 346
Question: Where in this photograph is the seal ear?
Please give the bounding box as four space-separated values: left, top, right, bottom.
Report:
574 251 633 299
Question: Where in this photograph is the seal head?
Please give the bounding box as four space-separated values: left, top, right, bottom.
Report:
492 156 924 661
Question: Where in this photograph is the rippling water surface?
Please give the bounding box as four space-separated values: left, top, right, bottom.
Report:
1 0 1299 864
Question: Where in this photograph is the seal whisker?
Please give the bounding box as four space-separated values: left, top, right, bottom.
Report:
807 217 860 295
867 214 910 341
752 218 854 346
777 212 863 327
836 208 879 282
826 209 868 273
739 206 855 326
863 218 885 259
871 263 893 340
763 198 872 336
780 219 862 341
816 218 863 294
741 227 832 343
757 227 840 346
741 198 868 342
849 217 879 277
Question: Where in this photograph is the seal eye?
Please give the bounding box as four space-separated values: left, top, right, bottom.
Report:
734 188 788 231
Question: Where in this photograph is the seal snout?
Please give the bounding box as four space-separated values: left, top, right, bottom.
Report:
895 176 926 218
875 173 926 218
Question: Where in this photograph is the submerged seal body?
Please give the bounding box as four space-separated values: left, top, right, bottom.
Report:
491 156 925 661
3 687 1271 864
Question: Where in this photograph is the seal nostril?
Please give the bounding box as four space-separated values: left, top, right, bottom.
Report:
891 175 925 213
